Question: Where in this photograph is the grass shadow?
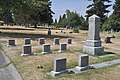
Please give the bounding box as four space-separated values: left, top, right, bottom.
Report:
0 27 34 31
0 32 72 39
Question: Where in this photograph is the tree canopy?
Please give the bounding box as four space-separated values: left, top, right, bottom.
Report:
86 0 111 25
57 10 88 30
0 0 53 27
102 0 120 31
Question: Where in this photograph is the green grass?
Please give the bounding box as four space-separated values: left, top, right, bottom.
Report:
99 55 120 62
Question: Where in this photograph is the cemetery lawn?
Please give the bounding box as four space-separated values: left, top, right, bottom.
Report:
0 26 120 80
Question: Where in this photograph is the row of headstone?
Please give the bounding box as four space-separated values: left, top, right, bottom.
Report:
7 38 72 46
21 43 67 56
49 54 90 77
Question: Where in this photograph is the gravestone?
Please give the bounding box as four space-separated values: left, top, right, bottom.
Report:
21 45 32 56
76 54 90 71
48 29 51 36
41 44 51 54
7 38 16 46
49 57 67 77
54 38 59 45
24 38 31 45
105 37 112 43
83 14 104 55
58 43 67 53
38 38 45 45
67 38 72 44
78 54 89 67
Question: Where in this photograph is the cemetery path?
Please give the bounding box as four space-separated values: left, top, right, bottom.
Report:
0 50 22 80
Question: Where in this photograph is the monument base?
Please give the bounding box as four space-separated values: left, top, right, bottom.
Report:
41 51 52 54
75 66 92 71
48 70 67 77
21 53 32 56
7 45 16 47
83 46 104 55
58 50 65 53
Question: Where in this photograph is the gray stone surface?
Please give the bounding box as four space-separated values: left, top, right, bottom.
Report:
49 57 67 77
38 38 45 45
58 43 67 53
54 57 66 72
67 38 72 44
90 59 120 68
78 54 89 67
0 51 22 80
21 45 32 56
7 38 16 46
54 38 59 45
41 44 51 54
83 14 104 55
24 38 31 45
68 59 120 74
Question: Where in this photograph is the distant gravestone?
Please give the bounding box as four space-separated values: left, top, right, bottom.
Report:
105 37 112 43
38 38 45 45
24 38 31 45
48 29 51 36
83 14 104 55
41 44 51 54
21 45 32 56
49 57 67 77
67 38 72 44
7 38 16 46
58 43 67 53
54 38 59 45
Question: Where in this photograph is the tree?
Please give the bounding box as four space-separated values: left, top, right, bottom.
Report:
86 0 111 25
58 14 67 28
58 9 88 30
102 0 120 31
13 0 53 27
0 0 53 27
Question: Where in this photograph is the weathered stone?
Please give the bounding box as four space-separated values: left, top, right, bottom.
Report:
83 14 104 55
41 44 51 54
67 38 72 44
21 45 32 56
49 57 67 77
38 38 45 45
78 54 89 67
54 38 59 45
24 38 31 45
75 54 91 72
58 43 67 53
7 38 16 46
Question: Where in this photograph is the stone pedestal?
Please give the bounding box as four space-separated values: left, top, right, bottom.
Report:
83 14 104 55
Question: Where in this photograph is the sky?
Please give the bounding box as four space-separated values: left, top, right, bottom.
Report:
50 0 115 20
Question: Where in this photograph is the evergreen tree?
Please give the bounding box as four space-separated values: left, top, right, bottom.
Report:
86 0 111 25
102 0 120 31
